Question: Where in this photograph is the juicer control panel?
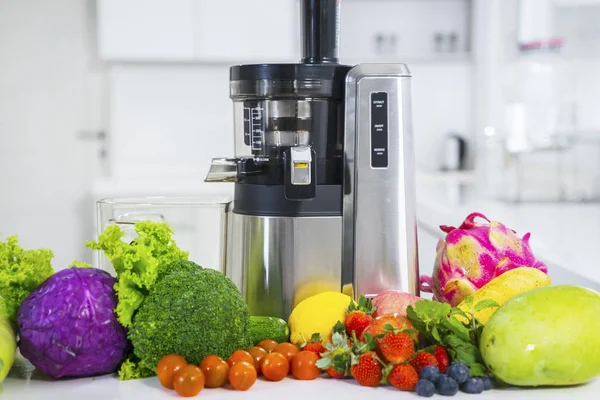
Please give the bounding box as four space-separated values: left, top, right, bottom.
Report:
343 63 419 298
370 92 389 168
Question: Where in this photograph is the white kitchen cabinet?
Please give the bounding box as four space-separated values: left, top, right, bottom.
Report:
97 0 196 61
340 0 472 63
192 0 298 63
96 0 298 63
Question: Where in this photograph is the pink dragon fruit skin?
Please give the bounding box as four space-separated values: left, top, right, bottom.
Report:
420 212 548 306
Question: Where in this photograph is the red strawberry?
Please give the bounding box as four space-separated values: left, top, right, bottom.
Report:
387 364 419 391
326 365 346 379
410 351 439 374
345 295 375 337
378 331 414 364
350 351 382 387
304 341 326 356
434 345 450 373
301 333 326 357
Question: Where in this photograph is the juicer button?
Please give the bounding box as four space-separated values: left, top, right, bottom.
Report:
290 146 312 185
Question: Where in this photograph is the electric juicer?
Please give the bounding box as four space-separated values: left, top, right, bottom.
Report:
206 0 419 320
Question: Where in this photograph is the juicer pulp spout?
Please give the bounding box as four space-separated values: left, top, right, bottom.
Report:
205 158 240 182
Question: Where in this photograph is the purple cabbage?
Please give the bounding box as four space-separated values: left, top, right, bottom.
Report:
17 267 128 378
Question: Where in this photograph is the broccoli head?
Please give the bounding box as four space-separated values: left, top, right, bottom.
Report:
128 267 251 367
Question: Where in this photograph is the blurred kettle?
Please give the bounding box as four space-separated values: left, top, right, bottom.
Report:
441 132 467 171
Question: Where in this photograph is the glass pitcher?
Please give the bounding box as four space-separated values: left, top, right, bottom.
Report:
96 196 231 276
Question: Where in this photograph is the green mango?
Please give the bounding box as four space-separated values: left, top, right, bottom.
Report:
480 284 600 386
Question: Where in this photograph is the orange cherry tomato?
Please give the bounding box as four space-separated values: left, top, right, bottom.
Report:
247 346 268 375
227 350 255 368
257 339 278 353
156 354 187 389
291 351 321 380
273 342 300 369
228 361 257 391
261 352 289 382
199 354 229 388
173 364 205 397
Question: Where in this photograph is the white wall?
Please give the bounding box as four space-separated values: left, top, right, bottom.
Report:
107 65 232 180
0 0 108 269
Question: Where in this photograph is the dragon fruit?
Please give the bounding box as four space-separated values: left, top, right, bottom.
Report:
420 212 547 306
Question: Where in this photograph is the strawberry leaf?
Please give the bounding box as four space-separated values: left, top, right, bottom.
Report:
346 299 358 313
364 333 377 351
309 332 322 343
332 332 349 348
333 320 346 335
315 357 332 370
381 363 394 384
324 342 336 352
332 355 349 373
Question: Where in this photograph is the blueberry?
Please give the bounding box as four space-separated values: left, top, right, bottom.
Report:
447 362 470 384
482 376 494 390
436 375 459 396
419 365 441 382
461 377 485 394
416 379 436 397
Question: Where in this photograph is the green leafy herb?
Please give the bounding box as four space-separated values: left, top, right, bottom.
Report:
406 298 497 376
474 299 500 313
449 307 469 320
441 317 471 342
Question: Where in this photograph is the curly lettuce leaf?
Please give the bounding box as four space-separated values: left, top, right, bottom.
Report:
86 221 189 328
0 235 54 326
117 354 156 381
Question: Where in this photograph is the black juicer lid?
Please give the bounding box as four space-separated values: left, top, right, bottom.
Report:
230 63 351 99
230 0 350 100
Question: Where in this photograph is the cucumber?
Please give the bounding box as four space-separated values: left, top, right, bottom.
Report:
249 316 290 345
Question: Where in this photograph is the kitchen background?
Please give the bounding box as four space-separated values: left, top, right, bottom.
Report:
1 0 599 287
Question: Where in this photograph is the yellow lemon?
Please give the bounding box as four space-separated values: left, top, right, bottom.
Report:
288 291 354 345
292 280 341 308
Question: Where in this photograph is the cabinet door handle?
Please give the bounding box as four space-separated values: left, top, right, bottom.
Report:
76 130 106 141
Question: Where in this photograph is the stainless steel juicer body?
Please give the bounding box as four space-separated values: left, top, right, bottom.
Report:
205 0 419 321
226 213 342 318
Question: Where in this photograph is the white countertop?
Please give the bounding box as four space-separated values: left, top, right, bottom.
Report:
3 170 599 398
2 373 599 400
414 170 600 289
